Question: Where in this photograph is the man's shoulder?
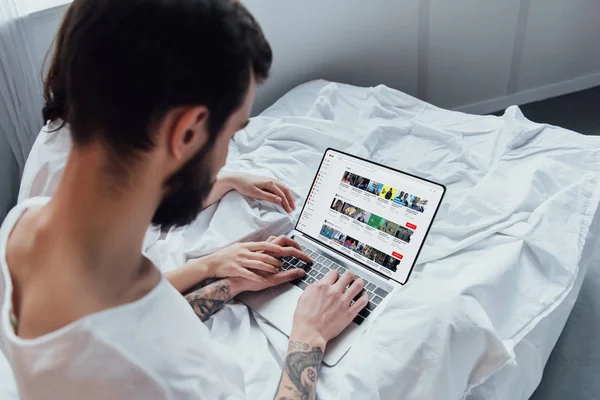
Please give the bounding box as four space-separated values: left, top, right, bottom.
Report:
4 199 49 266
1 198 51 299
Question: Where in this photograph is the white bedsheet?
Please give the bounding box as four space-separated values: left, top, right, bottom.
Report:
2 80 600 399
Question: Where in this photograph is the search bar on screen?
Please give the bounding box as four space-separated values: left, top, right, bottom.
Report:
345 159 375 172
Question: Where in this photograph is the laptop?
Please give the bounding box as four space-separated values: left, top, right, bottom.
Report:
239 148 446 366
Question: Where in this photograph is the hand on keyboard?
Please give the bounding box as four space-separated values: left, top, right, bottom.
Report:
282 246 390 326
228 267 306 294
208 236 312 296
266 235 312 264
198 237 311 284
291 270 368 345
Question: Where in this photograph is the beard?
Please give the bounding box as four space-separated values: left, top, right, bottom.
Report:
151 142 216 230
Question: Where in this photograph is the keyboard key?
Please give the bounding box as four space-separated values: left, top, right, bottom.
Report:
307 277 316 284
331 263 339 270
312 264 322 272
304 249 313 256
308 270 318 278
323 259 332 266
317 255 325 263
353 315 365 325
316 272 324 280
358 308 371 319
337 266 347 274
290 258 299 265
373 295 383 305
366 301 376 311
300 246 306 251
296 262 306 270
362 279 370 287
374 287 389 298
281 263 291 270
365 283 376 292
320 266 330 273
282 256 292 262
293 280 307 290
367 292 375 300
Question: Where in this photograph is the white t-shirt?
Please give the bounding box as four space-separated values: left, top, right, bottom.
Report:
0 197 247 399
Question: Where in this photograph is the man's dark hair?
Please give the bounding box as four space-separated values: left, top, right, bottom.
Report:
42 0 272 159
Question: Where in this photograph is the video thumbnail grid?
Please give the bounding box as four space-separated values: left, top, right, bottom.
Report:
319 223 402 272
341 171 428 213
330 197 414 243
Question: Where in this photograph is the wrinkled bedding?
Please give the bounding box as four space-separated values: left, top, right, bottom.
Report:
2 80 600 399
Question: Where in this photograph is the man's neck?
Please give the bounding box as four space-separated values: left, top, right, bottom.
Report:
43 144 162 284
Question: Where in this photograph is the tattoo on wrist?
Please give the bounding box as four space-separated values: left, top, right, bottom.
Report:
274 342 324 400
182 278 218 296
184 280 231 322
288 341 310 352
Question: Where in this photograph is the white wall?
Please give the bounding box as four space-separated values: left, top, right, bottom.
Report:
245 0 420 113
245 0 600 115
3 0 596 219
425 1 521 109
23 5 62 81
18 0 600 115
518 0 600 91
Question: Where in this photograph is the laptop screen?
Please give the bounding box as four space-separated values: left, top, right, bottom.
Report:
295 149 445 285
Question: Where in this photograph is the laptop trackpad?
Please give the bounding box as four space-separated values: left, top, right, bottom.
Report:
256 284 302 335
252 283 363 367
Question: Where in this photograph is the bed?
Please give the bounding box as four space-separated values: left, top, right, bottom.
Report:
2 80 600 399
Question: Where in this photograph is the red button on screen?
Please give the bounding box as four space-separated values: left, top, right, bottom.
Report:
392 252 404 259
406 223 417 230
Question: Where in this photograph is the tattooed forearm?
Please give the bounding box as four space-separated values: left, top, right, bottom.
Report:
183 278 218 295
184 280 232 322
274 342 324 400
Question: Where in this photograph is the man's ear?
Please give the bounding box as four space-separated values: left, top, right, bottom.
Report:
169 106 209 163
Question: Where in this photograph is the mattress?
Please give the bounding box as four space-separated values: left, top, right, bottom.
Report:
2 80 600 399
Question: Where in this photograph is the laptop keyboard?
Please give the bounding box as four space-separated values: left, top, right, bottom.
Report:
281 245 390 326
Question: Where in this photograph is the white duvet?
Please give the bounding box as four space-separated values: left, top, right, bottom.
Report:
2 80 600 399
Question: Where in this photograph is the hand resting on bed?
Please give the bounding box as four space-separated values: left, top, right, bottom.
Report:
203 172 297 213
